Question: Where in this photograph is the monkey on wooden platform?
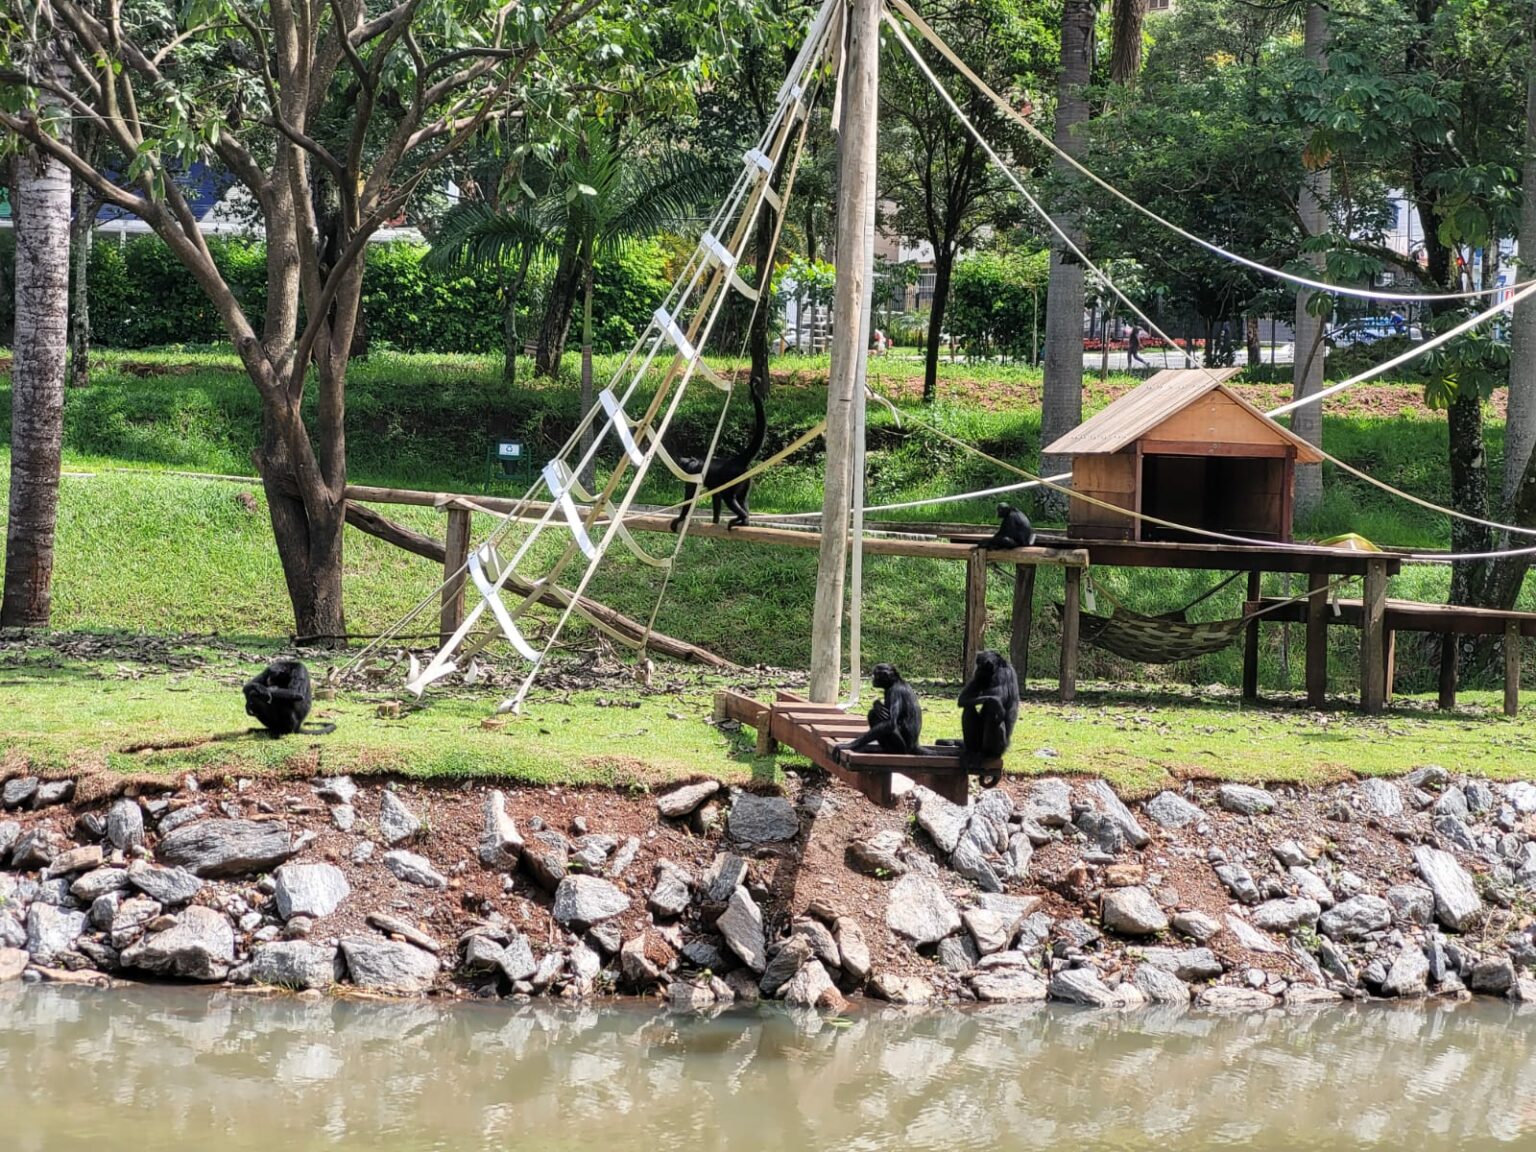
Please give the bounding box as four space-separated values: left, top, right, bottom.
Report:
837 663 923 760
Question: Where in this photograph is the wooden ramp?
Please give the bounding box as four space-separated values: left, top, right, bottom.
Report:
714 689 998 806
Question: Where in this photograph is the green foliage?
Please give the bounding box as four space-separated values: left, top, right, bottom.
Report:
947 246 1049 360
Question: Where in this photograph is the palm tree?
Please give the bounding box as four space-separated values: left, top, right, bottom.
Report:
430 126 725 481
3 48 71 628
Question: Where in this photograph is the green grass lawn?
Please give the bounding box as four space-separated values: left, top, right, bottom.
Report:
2 346 1533 787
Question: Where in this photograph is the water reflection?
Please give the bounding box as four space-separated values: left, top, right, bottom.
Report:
2 985 1534 1150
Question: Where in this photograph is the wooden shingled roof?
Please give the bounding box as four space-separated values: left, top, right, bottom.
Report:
1043 366 1325 464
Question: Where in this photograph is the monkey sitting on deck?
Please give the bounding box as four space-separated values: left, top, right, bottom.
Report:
243 659 336 738
669 386 767 530
836 663 923 761
977 503 1036 550
937 649 1019 787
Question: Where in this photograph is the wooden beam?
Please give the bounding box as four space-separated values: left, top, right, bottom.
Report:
1439 634 1458 711
1139 439 1291 458
440 508 473 647
1506 619 1521 718
1305 571 1328 707
1011 566 1036 685
1360 558 1388 714
1242 571 1262 701
344 501 446 562
1383 627 1396 703
963 548 988 681
1060 567 1081 703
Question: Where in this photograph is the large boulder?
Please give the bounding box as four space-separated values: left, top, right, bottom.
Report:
1086 781 1149 849
727 791 800 844
25 904 86 965
552 875 631 929
120 906 235 981
885 874 960 946
157 820 297 878
1100 887 1167 936
1319 895 1392 941
106 799 146 851
715 887 768 973
273 863 350 921
249 941 341 990
1413 846 1483 932
1144 791 1203 830
657 780 720 820
1250 897 1321 935
1217 784 1276 816
478 791 524 868
128 864 204 906
340 936 440 993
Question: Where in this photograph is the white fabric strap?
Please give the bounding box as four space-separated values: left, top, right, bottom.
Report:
542 461 597 559
599 389 645 466
701 231 737 270
744 147 773 174
653 307 698 363
469 547 540 660
404 651 459 696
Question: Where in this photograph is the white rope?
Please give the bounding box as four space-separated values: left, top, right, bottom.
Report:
888 0 1518 305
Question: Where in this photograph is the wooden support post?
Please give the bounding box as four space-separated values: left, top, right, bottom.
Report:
1505 620 1521 718
1383 628 1396 702
963 549 988 681
1360 557 1388 715
439 507 473 647
1305 570 1328 707
1242 571 1262 701
1060 566 1081 702
1011 566 1037 686
1438 634 1458 711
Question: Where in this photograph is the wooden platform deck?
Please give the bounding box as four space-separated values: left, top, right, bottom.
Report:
713 689 996 806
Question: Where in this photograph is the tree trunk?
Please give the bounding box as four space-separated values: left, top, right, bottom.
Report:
1245 314 1262 371
922 249 955 403
501 245 535 387
1109 0 1148 84
2 77 71 629
578 234 597 490
1504 51 1536 508
536 229 582 376
1447 389 1490 607
1039 0 1096 506
1291 3 1331 518
67 179 93 389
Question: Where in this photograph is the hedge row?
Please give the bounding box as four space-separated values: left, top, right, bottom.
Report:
0 231 670 355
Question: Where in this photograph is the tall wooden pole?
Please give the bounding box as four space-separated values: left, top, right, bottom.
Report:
809 0 880 701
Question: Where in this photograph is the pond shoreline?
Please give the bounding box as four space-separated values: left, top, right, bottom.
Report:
3 764 1534 1011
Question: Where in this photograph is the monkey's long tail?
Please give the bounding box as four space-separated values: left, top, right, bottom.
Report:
299 722 337 736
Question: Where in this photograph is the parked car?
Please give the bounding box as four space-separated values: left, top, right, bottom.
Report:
1325 317 1423 348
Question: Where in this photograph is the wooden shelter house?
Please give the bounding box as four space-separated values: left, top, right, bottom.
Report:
1044 367 1325 543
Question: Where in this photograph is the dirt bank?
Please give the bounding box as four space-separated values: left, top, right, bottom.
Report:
2 763 1534 1011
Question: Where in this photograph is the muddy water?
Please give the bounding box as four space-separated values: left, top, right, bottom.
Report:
4 987 1535 1151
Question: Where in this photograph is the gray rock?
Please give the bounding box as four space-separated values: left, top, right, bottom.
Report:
972 969 1049 1002
869 972 934 1005
366 912 441 954
1509 975 1536 1002
25 904 86 964
1225 914 1286 954
110 897 162 949
310 775 357 804
1289 866 1335 909
1140 946 1223 981
1134 964 1192 1004
1144 791 1203 829
1381 946 1430 997
1049 967 1118 1007
273 863 350 921
383 850 448 890
157 820 297 878
847 834 907 878
1386 884 1436 926
478 791 523 868
249 941 340 990
913 787 968 854
964 907 1017 956
0 947 27 982
782 959 848 1012
1004 834 1034 881
378 791 422 846
1405 765 1449 791
759 934 814 996
716 887 767 973
1272 840 1313 868
657 780 720 819
43 844 102 879
1414 846 1483 932
680 937 727 971
521 832 569 892
87 893 120 932
106 799 145 851
157 804 207 836
8 829 57 872
1469 956 1516 995
886 874 961 946
1433 815 1478 853
1507 782 1536 814
128 865 204 906
120 906 235 981
571 835 617 873
1218 784 1277 816
499 934 539 982
552 875 630 928
1197 985 1277 1011
1074 810 1125 856
668 980 718 1012
703 853 748 903
1250 897 1321 934
1215 863 1261 905
648 861 693 919
728 791 799 844
3 778 39 809
938 933 981 973
1357 778 1404 818
619 934 665 988
340 936 439 993
607 835 640 879
588 921 622 956
792 918 840 969
33 780 74 809
0 820 18 860
1101 887 1168 936
1435 788 1470 820
1171 911 1222 943
1319 894 1393 941
69 868 131 903
1087 780 1150 848
949 836 1003 893
1026 778 1073 827
331 806 356 832
835 917 870 983
1464 781 1495 813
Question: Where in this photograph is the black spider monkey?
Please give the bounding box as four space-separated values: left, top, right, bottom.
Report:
243 659 336 738
837 663 923 760
670 385 767 530
947 649 1019 787
978 503 1036 550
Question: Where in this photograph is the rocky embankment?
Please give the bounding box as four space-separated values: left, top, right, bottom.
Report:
1 765 1534 1011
